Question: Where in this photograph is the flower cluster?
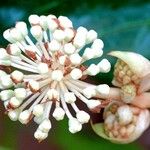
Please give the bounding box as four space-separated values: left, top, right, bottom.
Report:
103 101 150 143
0 14 111 141
92 51 150 144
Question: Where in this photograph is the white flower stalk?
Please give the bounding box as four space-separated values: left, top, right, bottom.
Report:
92 101 150 144
0 14 111 141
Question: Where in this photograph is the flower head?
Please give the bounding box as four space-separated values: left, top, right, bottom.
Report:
92 51 150 144
0 14 111 141
108 51 150 103
92 101 150 144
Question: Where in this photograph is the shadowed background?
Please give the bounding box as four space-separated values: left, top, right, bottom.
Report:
0 0 150 150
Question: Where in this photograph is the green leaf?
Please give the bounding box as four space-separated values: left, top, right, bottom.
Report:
0 147 11 150
54 119 141 150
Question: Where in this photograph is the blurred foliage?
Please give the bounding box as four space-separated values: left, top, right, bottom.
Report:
0 0 150 150
55 119 142 150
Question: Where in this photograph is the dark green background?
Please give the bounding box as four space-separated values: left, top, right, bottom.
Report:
0 0 150 150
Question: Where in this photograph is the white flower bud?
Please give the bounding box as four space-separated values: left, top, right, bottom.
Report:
28 14 40 25
70 68 82 80
76 111 90 124
53 29 65 42
18 110 31 124
92 48 103 58
87 99 101 109
98 59 111 73
33 104 44 117
92 39 104 50
0 60 11 66
47 16 58 31
28 80 40 92
86 64 100 76
59 55 67 65
64 92 76 103
0 90 14 101
82 48 95 60
96 84 110 97
9 44 21 56
30 25 43 40
3 29 15 43
117 105 133 125
70 53 82 65
47 89 59 100
37 63 49 74
38 119 51 133
0 83 5 90
47 14 56 19
64 43 76 55
15 21 28 36
58 16 73 28
69 118 82 134
77 27 88 35
0 70 7 77
51 70 63 81
0 75 13 88
0 48 10 60
11 70 24 83
86 30 97 43
9 97 23 108
48 40 61 52
82 86 96 98
39 15 48 30
8 109 20 121
34 129 48 141
52 107 65 121
73 27 87 48
73 35 86 48
14 88 27 100
64 28 74 42
34 116 43 124
10 28 24 41
4 99 9 108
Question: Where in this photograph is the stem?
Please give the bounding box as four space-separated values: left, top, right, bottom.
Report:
11 58 37 70
96 87 121 100
71 103 79 112
68 79 94 89
25 36 42 57
45 101 52 118
39 41 51 60
138 74 150 94
21 41 41 61
20 92 40 110
11 62 38 73
20 54 37 66
132 92 150 109
29 87 49 111
65 81 89 104
96 87 150 109
59 81 73 119
43 31 49 42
